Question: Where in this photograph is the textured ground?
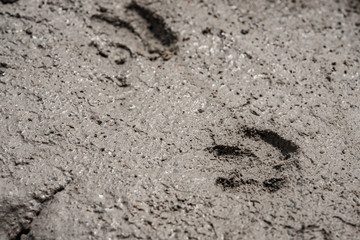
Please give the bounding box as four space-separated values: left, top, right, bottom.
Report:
0 0 359 239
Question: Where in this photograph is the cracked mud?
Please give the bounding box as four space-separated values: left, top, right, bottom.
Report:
0 0 359 239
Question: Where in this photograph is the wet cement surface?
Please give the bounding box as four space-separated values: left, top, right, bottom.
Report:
0 0 359 239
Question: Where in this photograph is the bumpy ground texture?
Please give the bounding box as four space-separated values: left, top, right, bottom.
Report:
0 0 359 239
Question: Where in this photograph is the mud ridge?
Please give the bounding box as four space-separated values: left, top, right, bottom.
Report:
109 42 134 58
91 13 139 37
11 183 71 240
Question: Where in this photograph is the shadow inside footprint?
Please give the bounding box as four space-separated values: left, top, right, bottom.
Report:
208 145 256 157
242 127 299 158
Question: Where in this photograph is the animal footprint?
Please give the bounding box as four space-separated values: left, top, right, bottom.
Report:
207 126 300 193
90 1 178 63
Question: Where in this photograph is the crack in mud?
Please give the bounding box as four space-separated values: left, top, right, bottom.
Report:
333 216 360 228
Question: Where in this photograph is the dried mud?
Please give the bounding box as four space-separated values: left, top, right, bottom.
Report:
0 0 359 239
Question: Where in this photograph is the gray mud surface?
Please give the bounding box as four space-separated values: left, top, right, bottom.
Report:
0 0 359 239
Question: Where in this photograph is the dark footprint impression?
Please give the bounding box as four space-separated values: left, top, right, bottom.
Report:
207 126 300 193
90 1 178 63
242 127 299 159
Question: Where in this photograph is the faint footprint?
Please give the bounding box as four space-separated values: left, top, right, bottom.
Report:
90 1 178 63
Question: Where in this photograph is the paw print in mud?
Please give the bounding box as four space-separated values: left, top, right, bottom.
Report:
207 127 300 193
